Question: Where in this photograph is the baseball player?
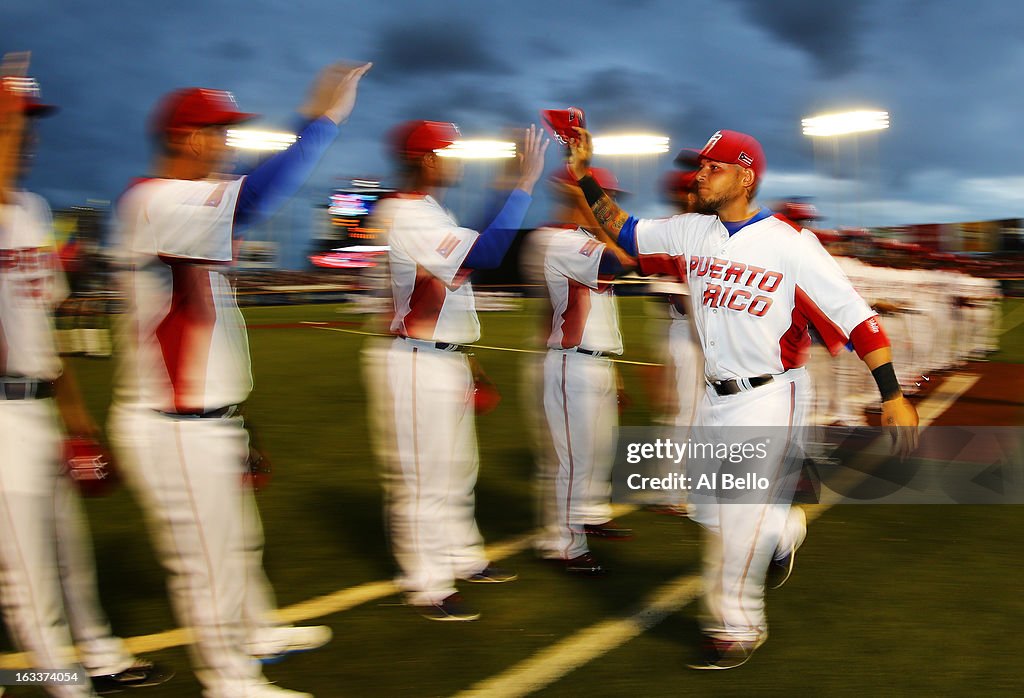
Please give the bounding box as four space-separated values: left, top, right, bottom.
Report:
378 120 547 621
528 167 633 575
565 126 919 669
0 70 171 697
108 62 369 698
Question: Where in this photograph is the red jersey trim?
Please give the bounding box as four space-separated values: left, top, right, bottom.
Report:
402 264 447 339
788 285 851 360
155 265 217 412
849 316 890 358
772 213 803 232
637 252 685 279
559 279 592 349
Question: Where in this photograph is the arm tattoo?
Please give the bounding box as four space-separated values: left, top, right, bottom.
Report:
579 174 630 239
592 195 629 235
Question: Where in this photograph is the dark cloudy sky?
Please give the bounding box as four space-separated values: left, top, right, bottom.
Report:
5 0 1024 233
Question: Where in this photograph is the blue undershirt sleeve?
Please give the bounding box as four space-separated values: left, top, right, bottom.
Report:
234 116 339 230
598 250 626 276
617 216 639 257
461 188 532 269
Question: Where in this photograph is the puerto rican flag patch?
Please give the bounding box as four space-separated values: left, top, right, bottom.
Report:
738 151 754 167
435 233 461 259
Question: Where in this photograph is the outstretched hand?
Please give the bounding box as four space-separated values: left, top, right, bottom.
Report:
881 396 919 458
514 124 549 195
567 126 593 180
301 61 373 125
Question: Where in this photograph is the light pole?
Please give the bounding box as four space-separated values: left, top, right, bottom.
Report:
802 110 889 229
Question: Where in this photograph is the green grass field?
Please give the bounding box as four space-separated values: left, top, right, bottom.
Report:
3 298 1023 697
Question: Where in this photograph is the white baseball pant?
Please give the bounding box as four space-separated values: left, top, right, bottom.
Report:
540 349 617 559
109 405 278 698
384 339 487 605
0 398 95 697
689 369 811 644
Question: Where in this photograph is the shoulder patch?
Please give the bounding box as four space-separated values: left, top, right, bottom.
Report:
435 232 461 259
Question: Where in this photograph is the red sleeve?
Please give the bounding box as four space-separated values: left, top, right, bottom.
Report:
849 316 891 358
637 253 685 279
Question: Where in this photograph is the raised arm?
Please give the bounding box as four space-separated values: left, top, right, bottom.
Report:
234 61 371 229
566 127 635 245
461 125 549 269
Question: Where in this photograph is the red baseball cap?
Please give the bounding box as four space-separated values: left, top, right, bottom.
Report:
673 147 701 170
1 76 58 117
663 169 697 196
540 107 586 146
697 129 766 179
149 88 257 136
550 166 625 193
388 120 461 159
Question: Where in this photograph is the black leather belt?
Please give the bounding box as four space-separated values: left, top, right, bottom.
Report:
573 347 604 357
157 405 241 419
0 378 56 400
401 336 466 352
709 375 774 396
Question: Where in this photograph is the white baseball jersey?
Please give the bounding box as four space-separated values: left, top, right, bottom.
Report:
634 213 876 380
537 226 623 355
0 191 68 380
113 176 251 412
380 195 481 344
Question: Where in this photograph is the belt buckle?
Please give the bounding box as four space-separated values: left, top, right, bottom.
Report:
1 381 31 400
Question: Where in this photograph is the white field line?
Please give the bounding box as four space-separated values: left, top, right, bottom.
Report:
0 505 632 669
307 325 664 367
0 375 976 672
453 375 978 698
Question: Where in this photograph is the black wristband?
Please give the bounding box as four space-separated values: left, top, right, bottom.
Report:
871 362 902 401
578 174 605 208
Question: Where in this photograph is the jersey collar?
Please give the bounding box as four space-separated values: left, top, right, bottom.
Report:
722 207 774 237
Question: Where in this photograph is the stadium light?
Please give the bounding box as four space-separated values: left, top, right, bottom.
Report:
802 110 890 137
592 134 671 156
435 140 517 159
226 129 298 151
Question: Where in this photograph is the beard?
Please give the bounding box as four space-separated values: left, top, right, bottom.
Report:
695 191 725 215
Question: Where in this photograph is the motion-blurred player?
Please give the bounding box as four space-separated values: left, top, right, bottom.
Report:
566 126 918 669
379 120 546 620
529 167 633 575
109 62 369 697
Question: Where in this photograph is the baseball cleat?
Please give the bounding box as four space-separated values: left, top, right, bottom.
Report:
583 520 634 540
248 624 333 663
463 564 518 583
768 507 807 590
563 552 608 576
91 658 174 693
417 593 480 622
687 635 765 670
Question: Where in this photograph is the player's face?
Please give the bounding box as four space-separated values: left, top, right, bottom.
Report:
694 159 748 214
194 125 232 175
425 152 463 188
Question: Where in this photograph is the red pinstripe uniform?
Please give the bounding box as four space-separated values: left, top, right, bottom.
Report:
378 195 491 606
0 191 99 697
109 176 287 697
633 211 883 644
531 227 622 560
